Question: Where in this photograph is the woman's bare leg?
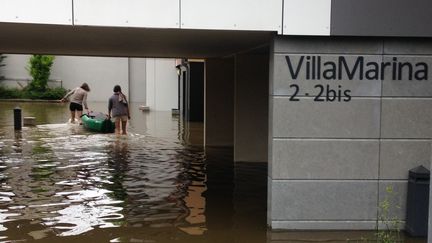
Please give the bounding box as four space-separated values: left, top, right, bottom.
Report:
77 110 83 124
70 111 76 123
121 120 127 135
115 119 121 135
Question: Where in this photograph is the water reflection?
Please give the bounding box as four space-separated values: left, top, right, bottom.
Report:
0 102 426 243
0 102 248 242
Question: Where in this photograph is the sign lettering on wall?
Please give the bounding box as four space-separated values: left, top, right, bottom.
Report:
285 55 429 102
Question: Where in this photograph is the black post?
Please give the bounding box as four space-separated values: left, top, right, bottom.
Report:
14 107 22 130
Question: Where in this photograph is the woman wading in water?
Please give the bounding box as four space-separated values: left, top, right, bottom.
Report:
108 85 130 135
61 83 90 124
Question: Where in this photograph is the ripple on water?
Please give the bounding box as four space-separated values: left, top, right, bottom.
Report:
0 116 214 241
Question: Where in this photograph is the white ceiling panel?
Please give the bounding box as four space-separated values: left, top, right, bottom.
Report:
181 0 282 33
0 0 72 25
283 0 331 35
74 0 179 28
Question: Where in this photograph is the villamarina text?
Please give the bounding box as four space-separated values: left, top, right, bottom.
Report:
285 56 428 81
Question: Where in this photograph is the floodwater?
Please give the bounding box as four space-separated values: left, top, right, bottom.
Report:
0 101 427 243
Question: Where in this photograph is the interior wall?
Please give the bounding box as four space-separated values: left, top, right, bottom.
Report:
204 57 234 147
234 53 269 162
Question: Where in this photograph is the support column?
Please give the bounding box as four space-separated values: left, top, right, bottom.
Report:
429 145 432 243
205 58 234 147
234 53 269 162
129 58 146 103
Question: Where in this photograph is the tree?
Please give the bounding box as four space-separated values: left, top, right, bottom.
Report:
28 55 55 92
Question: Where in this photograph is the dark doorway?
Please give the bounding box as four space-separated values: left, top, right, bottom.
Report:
184 61 204 122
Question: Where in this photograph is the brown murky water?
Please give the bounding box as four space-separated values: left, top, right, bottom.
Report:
0 102 427 243
0 101 267 243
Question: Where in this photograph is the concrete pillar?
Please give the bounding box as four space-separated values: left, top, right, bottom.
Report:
129 58 146 103
234 53 269 162
205 58 234 147
429 144 432 243
188 62 205 122
145 58 178 111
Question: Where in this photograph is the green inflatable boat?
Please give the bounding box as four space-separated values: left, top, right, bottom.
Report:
81 112 115 133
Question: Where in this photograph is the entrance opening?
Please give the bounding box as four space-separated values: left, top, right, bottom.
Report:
0 22 271 242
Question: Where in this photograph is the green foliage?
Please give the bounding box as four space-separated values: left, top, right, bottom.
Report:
0 86 22 98
375 186 402 243
0 54 6 80
346 186 402 243
28 55 55 92
0 54 64 100
23 86 67 99
0 85 67 100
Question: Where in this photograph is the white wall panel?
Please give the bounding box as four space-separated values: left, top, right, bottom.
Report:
146 59 178 111
129 58 147 103
154 59 178 111
283 0 331 35
0 0 72 25
181 0 282 32
74 0 179 28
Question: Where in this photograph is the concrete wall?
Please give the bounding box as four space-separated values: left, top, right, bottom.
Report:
145 58 178 111
430 147 432 242
331 0 432 37
205 58 234 147
268 36 432 229
204 53 269 162
1 55 178 111
52 56 129 103
234 53 269 162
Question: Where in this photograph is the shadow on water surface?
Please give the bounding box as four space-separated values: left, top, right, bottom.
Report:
0 102 427 243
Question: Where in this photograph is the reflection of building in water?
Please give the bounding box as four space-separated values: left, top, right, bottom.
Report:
178 149 207 235
104 137 209 235
106 139 129 202
178 184 206 235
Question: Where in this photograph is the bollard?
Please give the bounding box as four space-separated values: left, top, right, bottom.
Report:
13 107 22 130
406 165 430 237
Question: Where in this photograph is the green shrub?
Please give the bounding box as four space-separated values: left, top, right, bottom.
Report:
22 86 67 100
0 86 22 98
0 86 67 100
28 55 55 92
0 54 6 80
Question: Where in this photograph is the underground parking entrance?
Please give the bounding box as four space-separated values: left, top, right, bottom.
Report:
0 22 272 242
